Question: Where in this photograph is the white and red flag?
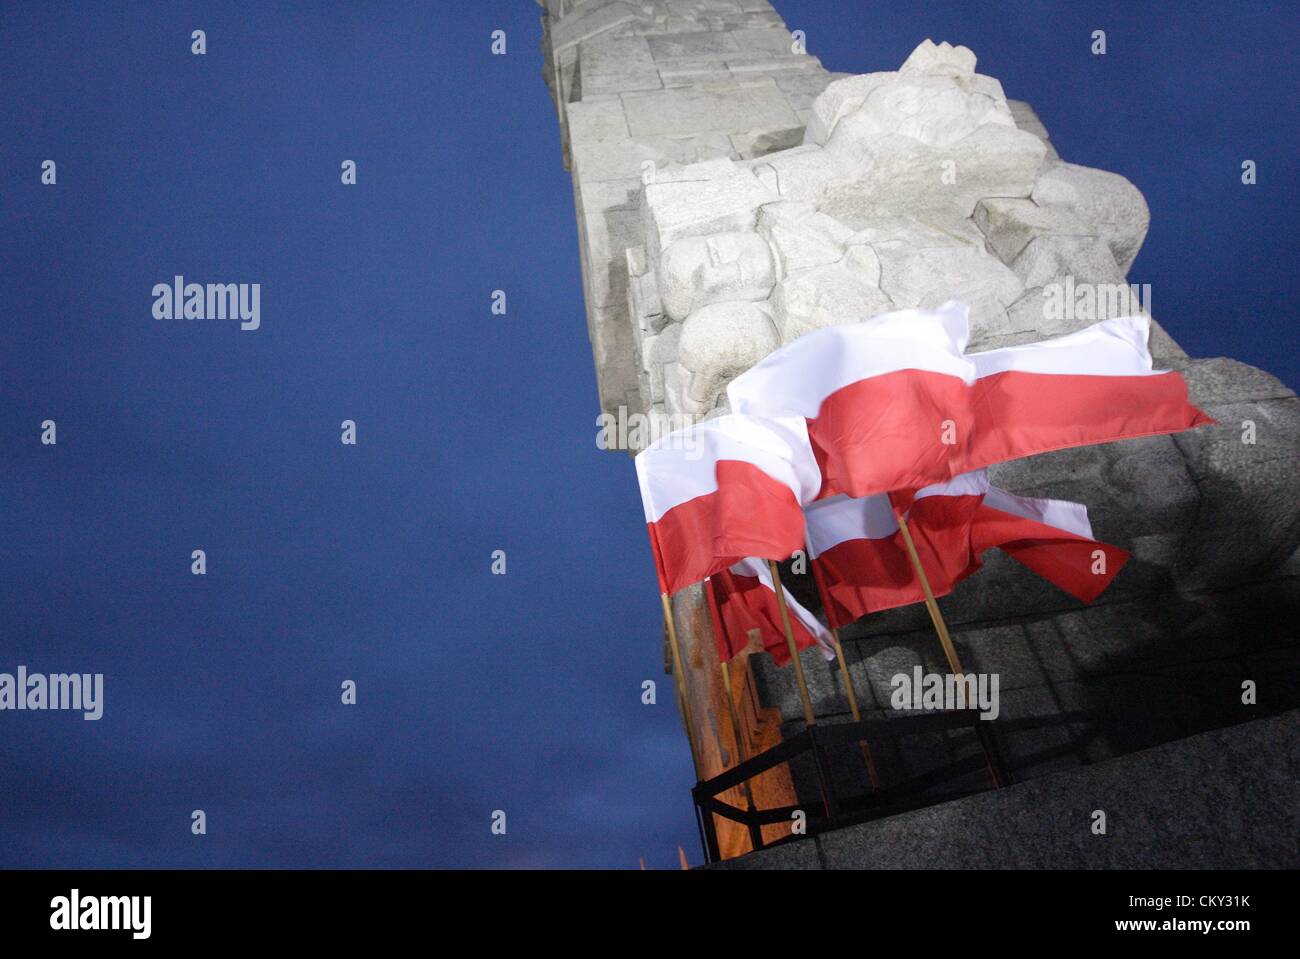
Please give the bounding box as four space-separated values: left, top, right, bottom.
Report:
805 472 1128 628
705 558 835 666
635 414 821 595
727 303 1212 500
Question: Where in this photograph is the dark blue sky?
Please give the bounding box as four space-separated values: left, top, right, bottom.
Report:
0 1 1294 869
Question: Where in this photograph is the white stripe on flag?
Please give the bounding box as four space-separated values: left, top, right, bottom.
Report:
970 316 1158 378
634 414 821 522
982 488 1094 539
804 471 992 558
726 301 973 418
731 556 835 655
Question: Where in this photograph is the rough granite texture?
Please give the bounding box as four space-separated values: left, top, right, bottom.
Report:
540 0 1300 867
708 711 1300 869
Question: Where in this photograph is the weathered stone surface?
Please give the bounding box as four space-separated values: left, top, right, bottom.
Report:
756 200 853 275
709 712 1300 869
565 98 631 142
749 146 856 203
1009 234 1125 290
769 254 893 343
877 243 1023 333
581 205 640 308
728 26 798 54
848 213 986 251
678 301 779 410
654 56 733 87
621 80 800 136
571 132 734 182
586 302 642 414
643 167 777 255
974 197 1092 263
1170 367 1300 589
1032 161 1150 274
820 123 1046 220
656 231 777 320
803 71 898 147
899 38 978 77
1006 98 1058 161
551 1 640 54
580 34 658 79
728 125 805 159
648 31 741 59
726 53 823 76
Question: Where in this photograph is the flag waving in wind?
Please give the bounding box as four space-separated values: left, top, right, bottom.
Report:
727 303 1212 500
705 558 835 667
635 414 821 595
805 472 1129 628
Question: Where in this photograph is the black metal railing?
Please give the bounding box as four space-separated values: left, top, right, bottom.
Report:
691 710 1010 864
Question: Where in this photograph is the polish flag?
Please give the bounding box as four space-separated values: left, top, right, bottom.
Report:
635 414 821 595
973 487 1129 604
705 558 835 666
805 473 990 627
727 303 1212 500
806 473 1128 628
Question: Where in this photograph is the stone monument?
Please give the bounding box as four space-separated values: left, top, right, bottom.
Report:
539 0 1300 866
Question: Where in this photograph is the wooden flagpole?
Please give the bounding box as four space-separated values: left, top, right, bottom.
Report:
807 543 881 788
891 509 1004 787
705 576 763 853
661 592 704 781
829 629 881 789
767 560 817 728
719 659 761 811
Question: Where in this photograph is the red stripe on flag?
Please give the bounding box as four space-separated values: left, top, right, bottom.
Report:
971 504 1129 603
709 566 823 667
811 496 1130 627
647 460 806 596
810 369 1212 499
811 494 985 623
966 370 1215 471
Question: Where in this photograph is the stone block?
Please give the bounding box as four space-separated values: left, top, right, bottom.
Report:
1171 389 1300 588
725 54 822 76
647 30 741 59
758 202 853 275
678 301 779 410
817 124 1046 220
877 244 1023 333
621 80 801 136
1009 234 1125 290
729 125 805 159
656 231 776 320
1032 161 1150 275
973 197 1093 263
582 206 641 307
729 26 797 54
566 98 631 142
551 2 640 54
770 255 893 343
643 168 777 255
571 132 734 181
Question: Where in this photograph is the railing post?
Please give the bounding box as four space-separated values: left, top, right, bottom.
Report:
808 726 842 826
746 791 764 853
692 791 712 865
692 787 722 864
